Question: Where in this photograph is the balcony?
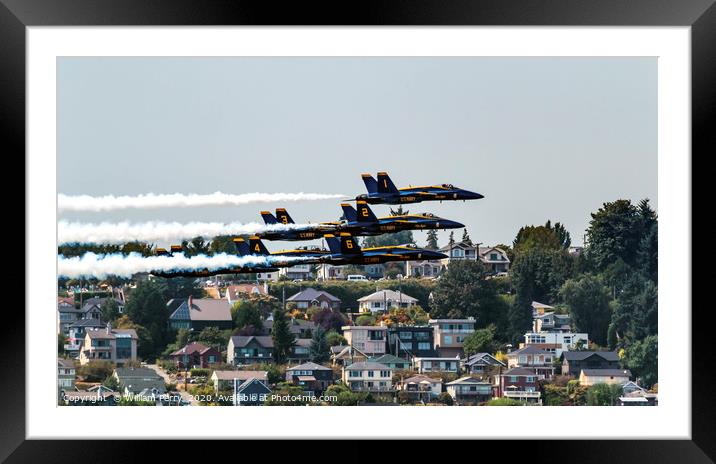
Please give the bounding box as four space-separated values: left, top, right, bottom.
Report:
349 385 394 392
504 390 541 399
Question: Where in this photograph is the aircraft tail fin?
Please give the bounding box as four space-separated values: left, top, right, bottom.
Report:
156 247 170 256
233 237 250 256
339 233 361 255
362 173 379 194
248 236 270 255
324 234 341 254
340 203 358 222
261 211 278 225
377 172 399 194
356 201 379 223
275 208 295 225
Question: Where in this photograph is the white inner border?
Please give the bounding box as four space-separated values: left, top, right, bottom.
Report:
27 27 690 439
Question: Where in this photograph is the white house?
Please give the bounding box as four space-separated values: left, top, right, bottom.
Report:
438 241 510 274
341 361 393 392
522 331 589 357
279 264 313 280
405 260 443 278
317 263 345 280
357 289 418 313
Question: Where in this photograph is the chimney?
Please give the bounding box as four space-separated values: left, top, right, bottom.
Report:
106 321 112 334
188 295 193 309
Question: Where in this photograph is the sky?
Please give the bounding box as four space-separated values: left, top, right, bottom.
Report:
57 57 657 250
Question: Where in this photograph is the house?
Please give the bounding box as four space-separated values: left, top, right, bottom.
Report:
342 325 388 356
330 345 368 366
499 367 542 404
317 263 346 280
413 357 462 374
57 301 102 335
531 301 554 316
405 260 443 278
289 338 312 364
358 289 418 314
618 382 658 406
562 351 619 377
507 345 556 379
113 367 166 397
227 336 274 365
387 325 437 358
211 370 268 393
429 318 476 358
463 352 506 377
363 263 385 279
287 288 341 311
168 342 221 369
61 386 117 406
561 351 621 376
522 331 589 357
398 374 443 400
439 240 480 263
533 312 572 333
342 362 393 392
225 283 270 305
279 263 314 280
78 324 138 366
579 369 632 387
263 318 316 339
477 246 510 273
168 296 233 331
446 376 493 404
255 270 279 282
368 354 412 371
234 378 272 405
285 362 334 394
57 358 76 397
65 318 105 355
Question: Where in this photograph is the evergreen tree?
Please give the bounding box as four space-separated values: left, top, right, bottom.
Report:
425 230 439 250
271 309 296 364
559 274 612 345
101 298 121 323
309 326 330 363
461 228 473 245
448 231 455 247
123 280 169 359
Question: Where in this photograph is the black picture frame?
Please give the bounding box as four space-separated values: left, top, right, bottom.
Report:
3 0 712 460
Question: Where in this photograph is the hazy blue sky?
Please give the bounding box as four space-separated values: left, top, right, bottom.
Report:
58 57 657 249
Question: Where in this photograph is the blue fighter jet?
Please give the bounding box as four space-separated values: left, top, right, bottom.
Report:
356 172 484 205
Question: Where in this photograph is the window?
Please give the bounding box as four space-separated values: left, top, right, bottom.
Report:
368 371 374 377
399 332 413 340
444 336 453 345
208 355 216 363
381 370 390 377
418 342 431 350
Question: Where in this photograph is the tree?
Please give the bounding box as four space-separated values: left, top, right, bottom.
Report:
429 260 504 330
463 324 499 356
362 230 414 248
636 221 658 283
120 241 154 256
551 222 571 249
513 224 562 254
437 392 454 406
355 314 376 326
586 383 622 406
102 374 120 391
271 309 296 364
485 398 523 406
510 247 573 306
181 237 211 256
559 274 612 345
461 228 473 245
309 326 330 363
493 243 515 263
232 300 264 331
101 298 121 323
585 199 656 272
58 334 67 355
609 273 658 348
622 335 658 388
194 326 231 349
312 308 346 332
325 329 346 347
123 280 169 359
448 231 455 247
209 235 238 255
425 230 439 250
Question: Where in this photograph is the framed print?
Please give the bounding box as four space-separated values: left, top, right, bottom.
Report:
3 0 713 460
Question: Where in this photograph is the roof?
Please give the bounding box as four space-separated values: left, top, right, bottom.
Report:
57 358 75 369
369 354 411 365
581 369 631 377
230 335 274 349
344 362 392 371
236 377 272 394
226 284 268 299
122 378 166 395
114 367 161 380
169 298 232 322
438 241 475 252
508 345 552 357
357 289 418 303
264 318 316 336
287 362 331 371
478 247 510 262
428 318 476 324
341 325 387 331
86 328 137 340
169 342 215 357
464 353 506 367
447 376 491 386
531 301 554 309
562 351 620 362
212 370 268 381
297 376 316 381
503 367 537 376
287 288 341 303
403 374 442 384
68 319 106 328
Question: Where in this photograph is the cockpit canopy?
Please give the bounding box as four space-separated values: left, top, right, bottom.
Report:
441 183 455 189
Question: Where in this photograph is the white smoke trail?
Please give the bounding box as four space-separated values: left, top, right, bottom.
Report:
57 252 306 279
58 192 345 212
58 220 335 245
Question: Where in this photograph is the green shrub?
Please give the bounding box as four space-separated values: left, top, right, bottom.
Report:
190 368 211 378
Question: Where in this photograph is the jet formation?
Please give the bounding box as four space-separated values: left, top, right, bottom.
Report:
151 172 483 277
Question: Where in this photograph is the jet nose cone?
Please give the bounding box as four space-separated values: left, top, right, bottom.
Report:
425 250 448 260
442 220 464 229
465 190 484 200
